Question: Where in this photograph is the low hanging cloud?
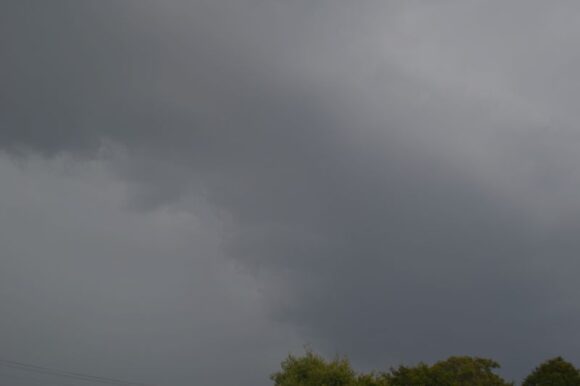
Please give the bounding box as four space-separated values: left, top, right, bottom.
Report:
3 1 580 385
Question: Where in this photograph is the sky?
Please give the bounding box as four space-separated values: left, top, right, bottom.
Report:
2 1 580 385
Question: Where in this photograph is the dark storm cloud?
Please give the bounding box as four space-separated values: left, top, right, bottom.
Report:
0 156 301 386
3 1 580 384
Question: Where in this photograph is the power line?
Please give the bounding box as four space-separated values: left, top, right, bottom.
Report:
0 358 150 385
0 367 78 386
0 358 154 386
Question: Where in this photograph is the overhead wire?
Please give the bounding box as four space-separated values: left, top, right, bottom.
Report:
0 357 154 386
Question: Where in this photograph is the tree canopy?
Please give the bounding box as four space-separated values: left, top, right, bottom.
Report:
271 350 580 386
271 350 353 386
522 357 580 386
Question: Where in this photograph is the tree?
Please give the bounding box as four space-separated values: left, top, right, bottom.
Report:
429 356 513 386
271 349 357 386
522 357 580 386
386 362 431 386
355 372 390 386
385 356 512 386
271 351 516 386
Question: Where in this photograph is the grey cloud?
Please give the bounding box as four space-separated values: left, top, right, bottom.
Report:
2 1 580 384
0 155 301 386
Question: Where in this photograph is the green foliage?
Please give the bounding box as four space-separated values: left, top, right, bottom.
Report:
387 357 512 386
271 349 356 386
386 362 431 386
272 350 580 386
429 356 513 386
522 357 580 386
355 372 389 386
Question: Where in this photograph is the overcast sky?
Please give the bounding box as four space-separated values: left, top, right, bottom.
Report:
2 1 580 385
